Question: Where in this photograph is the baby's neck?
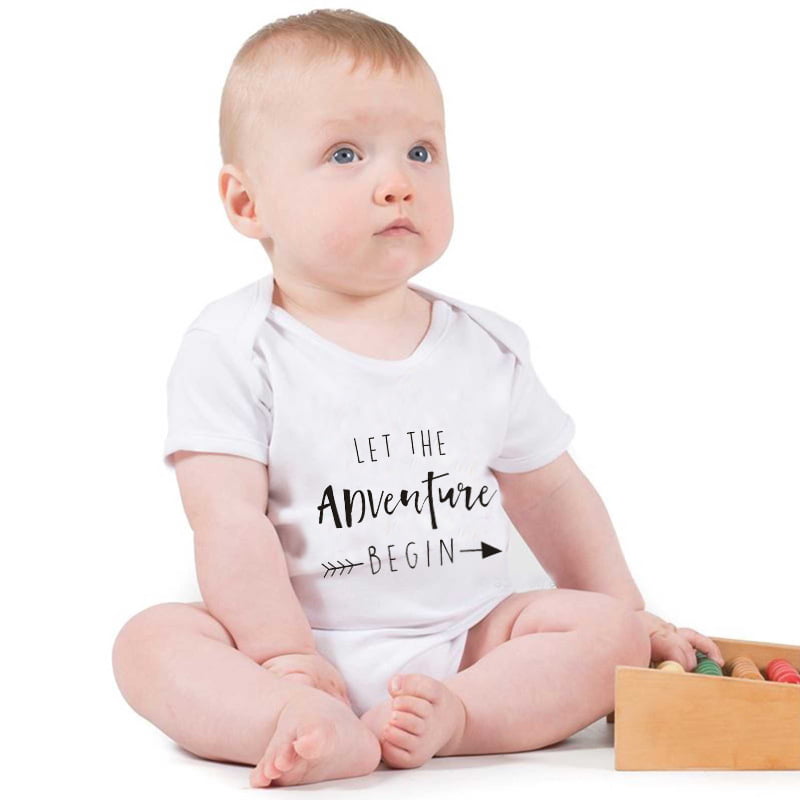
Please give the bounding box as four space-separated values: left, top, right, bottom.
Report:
272 274 421 325
270 272 434 361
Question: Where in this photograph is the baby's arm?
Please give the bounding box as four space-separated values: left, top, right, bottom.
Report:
493 450 725 667
173 450 317 663
492 451 645 609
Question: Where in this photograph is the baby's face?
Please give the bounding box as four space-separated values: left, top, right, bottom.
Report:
227 54 453 295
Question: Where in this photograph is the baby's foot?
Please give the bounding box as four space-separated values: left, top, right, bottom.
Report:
250 690 380 788
366 673 467 769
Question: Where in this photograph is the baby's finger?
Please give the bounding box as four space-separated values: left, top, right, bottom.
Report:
675 637 697 672
680 629 724 666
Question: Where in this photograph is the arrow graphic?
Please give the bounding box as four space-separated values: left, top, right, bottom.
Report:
459 541 502 559
322 559 365 577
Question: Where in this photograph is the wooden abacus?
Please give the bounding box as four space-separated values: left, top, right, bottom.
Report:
609 636 800 770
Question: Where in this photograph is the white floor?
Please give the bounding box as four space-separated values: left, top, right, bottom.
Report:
94 709 799 799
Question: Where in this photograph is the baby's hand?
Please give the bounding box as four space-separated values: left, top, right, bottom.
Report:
259 651 353 708
635 609 725 672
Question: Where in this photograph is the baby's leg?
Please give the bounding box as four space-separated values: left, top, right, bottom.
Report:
362 589 650 766
440 589 651 755
111 601 380 787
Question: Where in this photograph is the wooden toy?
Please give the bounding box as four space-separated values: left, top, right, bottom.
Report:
609 636 800 770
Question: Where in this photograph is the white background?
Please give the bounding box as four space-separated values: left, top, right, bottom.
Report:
2 1 798 796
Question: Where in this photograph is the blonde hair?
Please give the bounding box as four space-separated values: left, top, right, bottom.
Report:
219 8 430 167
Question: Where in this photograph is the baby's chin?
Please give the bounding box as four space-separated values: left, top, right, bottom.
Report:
305 260 432 293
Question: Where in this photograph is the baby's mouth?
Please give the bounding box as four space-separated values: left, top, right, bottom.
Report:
376 227 418 236
376 217 419 235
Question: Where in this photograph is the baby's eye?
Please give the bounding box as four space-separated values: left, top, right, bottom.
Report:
408 144 433 164
330 146 361 165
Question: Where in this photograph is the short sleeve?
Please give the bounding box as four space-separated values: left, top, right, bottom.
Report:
488 338 575 474
162 328 272 469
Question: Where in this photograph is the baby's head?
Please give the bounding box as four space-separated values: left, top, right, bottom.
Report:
217 9 453 297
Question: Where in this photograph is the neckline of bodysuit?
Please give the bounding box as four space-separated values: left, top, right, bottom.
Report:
261 274 452 373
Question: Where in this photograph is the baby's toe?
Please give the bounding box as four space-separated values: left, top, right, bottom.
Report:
250 754 279 788
383 722 418 751
275 723 334 785
380 734 427 770
290 725 330 761
390 710 426 735
273 739 301 773
251 738 290 787
390 673 441 703
392 693 431 719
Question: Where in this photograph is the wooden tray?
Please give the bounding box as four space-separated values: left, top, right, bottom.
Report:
612 636 800 770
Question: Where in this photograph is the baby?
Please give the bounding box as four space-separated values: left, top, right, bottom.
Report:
111 8 725 789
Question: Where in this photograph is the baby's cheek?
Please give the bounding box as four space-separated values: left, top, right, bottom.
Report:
425 218 453 258
318 224 359 258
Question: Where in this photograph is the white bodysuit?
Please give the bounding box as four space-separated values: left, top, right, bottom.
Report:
163 272 576 715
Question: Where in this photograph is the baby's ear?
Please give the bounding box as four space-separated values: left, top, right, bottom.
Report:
218 164 265 239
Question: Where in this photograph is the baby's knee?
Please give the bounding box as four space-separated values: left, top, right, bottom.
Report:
113 602 190 652
111 603 190 699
